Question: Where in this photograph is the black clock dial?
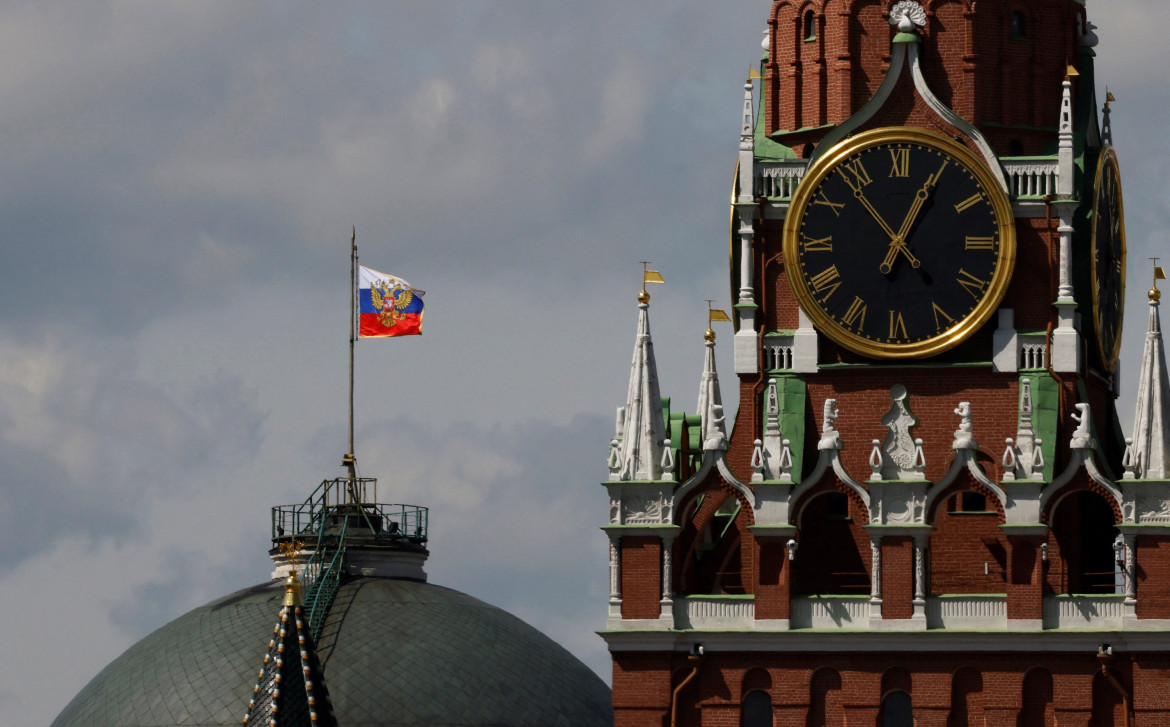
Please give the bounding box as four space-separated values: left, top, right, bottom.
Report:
783 128 1015 359
1091 147 1126 372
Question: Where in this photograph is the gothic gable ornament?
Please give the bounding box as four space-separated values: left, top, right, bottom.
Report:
880 385 923 480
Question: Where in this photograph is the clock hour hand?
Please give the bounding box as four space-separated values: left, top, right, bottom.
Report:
879 160 949 273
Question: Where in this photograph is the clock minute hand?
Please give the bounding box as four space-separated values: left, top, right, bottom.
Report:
897 159 949 240
849 187 900 242
882 160 950 272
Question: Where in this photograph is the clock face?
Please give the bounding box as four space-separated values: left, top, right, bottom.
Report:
1091 147 1126 373
783 128 1016 359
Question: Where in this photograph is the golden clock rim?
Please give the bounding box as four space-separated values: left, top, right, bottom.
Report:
782 127 1017 360
1089 145 1126 373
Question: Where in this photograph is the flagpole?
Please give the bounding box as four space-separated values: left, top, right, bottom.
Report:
345 227 358 500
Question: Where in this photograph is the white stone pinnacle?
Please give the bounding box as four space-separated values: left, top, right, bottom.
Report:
616 302 669 481
697 337 726 451
1130 291 1170 479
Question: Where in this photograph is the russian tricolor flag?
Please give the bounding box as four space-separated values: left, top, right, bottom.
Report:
358 265 425 338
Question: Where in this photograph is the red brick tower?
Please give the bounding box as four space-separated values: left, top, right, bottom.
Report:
602 1 1170 725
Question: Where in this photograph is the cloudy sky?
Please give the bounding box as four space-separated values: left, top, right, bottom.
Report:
2 2 1170 724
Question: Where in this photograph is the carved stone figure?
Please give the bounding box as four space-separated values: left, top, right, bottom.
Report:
880 385 920 479
819 398 842 450
1070 402 1093 449
953 402 976 449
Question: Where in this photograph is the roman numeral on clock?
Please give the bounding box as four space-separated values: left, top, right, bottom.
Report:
956 269 988 300
889 148 910 178
842 296 868 329
932 302 955 331
840 159 872 192
808 265 842 302
965 236 995 250
955 194 983 214
889 310 908 339
812 190 845 217
801 234 833 252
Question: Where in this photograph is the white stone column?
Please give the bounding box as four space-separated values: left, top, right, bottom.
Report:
1057 218 1075 303
660 534 676 621
912 534 928 626
869 536 883 625
608 535 622 619
914 536 926 601
1124 533 1137 616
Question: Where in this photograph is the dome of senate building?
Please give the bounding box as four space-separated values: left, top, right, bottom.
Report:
53 577 611 727
52 478 612 727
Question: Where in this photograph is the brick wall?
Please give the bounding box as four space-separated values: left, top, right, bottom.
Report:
1136 537 1170 619
764 0 1083 156
621 536 663 619
612 650 1140 727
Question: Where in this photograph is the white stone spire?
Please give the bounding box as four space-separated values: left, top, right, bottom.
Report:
615 295 670 481
1130 273 1170 479
696 326 727 451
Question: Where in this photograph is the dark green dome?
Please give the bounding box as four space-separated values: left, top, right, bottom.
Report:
53 577 612 727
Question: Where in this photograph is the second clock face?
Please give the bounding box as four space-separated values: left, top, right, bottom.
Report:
1091 147 1125 373
783 128 1016 359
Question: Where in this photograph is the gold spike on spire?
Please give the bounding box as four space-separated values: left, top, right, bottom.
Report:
1152 258 1166 301
1065 64 1080 81
283 569 303 607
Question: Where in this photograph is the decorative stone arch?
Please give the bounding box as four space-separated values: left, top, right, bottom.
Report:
790 451 871 518
791 477 872 595
924 452 1007 522
1044 478 1123 594
792 476 871 530
672 452 757 518
925 469 1006 524
673 468 757 595
1039 460 1123 526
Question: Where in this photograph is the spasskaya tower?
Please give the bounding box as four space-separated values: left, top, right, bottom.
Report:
602 1 1170 725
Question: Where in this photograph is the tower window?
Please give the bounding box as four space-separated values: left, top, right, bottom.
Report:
804 11 816 41
741 690 772 727
881 691 913 727
1010 11 1027 40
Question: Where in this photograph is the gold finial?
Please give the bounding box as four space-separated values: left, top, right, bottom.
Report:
1151 258 1166 302
1065 64 1080 82
639 262 665 303
705 301 732 342
283 569 303 607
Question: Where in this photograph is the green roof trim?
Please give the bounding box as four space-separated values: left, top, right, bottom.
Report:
753 70 795 161
773 374 807 484
1024 372 1059 482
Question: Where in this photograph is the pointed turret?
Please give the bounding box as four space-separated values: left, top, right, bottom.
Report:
696 324 726 451
1102 90 1115 147
1129 268 1170 479
614 271 670 481
243 571 337 727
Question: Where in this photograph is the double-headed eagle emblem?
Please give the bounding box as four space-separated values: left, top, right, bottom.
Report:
370 280 417 328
